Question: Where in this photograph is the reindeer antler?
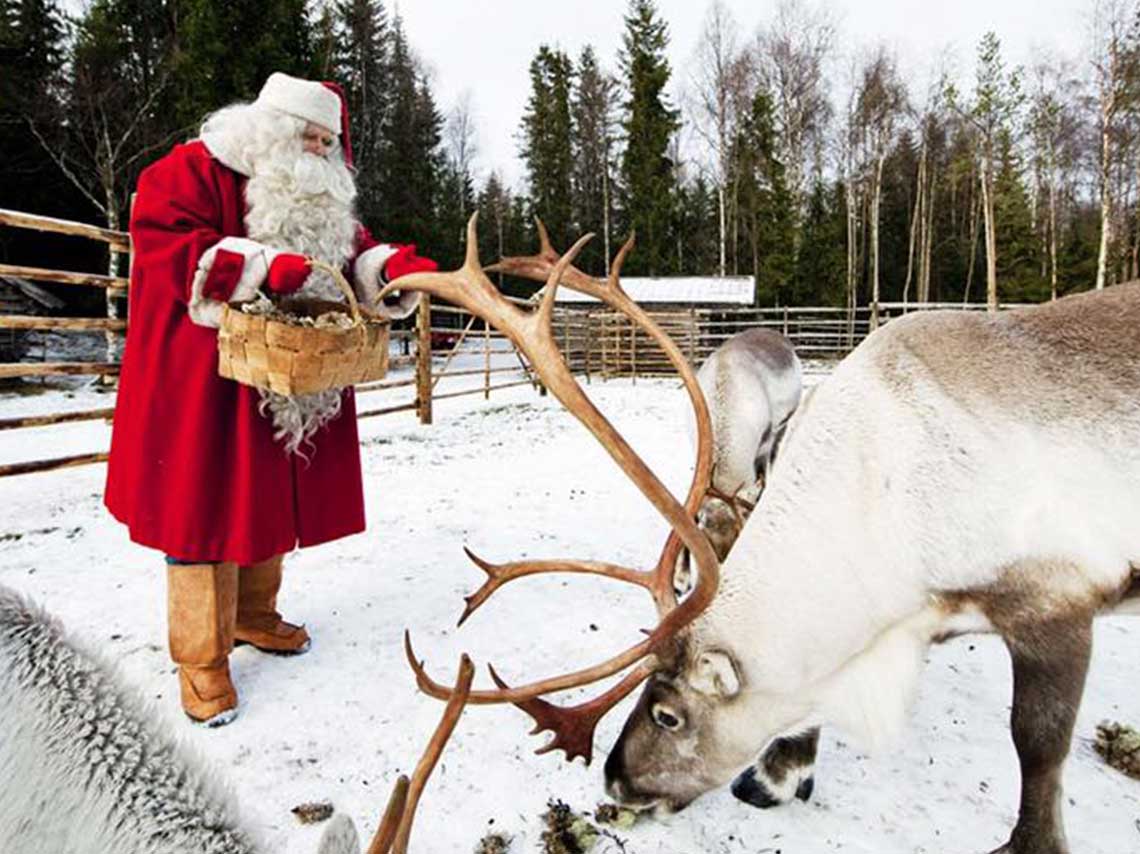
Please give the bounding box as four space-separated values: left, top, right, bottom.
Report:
379 214 718 764
367 655 475 854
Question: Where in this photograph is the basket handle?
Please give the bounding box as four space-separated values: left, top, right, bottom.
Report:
306 258 363 326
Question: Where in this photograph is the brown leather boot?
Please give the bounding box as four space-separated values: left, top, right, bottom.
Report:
167 562 239 727
235 554 311 654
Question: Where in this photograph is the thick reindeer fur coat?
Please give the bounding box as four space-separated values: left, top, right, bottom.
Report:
0 584 361 854
104 142 370 564
0 583 259 853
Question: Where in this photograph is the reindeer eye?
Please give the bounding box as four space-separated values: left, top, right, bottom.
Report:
651 703 684 731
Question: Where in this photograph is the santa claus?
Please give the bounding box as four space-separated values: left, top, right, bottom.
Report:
104 72 437 727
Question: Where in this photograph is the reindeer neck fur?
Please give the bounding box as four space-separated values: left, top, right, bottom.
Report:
690 283 1140 748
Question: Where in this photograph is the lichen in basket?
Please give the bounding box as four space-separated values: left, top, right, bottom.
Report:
240 293 357 330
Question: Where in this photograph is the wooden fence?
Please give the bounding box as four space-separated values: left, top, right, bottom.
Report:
576 300 1022 376
1 206 1016 477
0 208 585 476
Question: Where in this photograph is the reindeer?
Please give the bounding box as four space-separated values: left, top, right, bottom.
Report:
383 220 1140 854
688 328 803 563
684 329 820 809
0 581 472 854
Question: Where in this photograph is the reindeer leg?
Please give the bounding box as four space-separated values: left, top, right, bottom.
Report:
989 616 1092 854
731 727 820 808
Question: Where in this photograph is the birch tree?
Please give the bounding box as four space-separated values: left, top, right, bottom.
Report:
948 31 1024 311
688 0 747 276
1089 0 1137 289
752 0 835 238
855 47 906 326
1028 58 1081 300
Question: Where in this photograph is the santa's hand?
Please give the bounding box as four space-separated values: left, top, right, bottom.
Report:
266 253 312 295
383 244 438 287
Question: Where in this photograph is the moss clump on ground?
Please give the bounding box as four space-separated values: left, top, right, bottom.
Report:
593 803 639 830
474 831 512 853
1094 721 1140 780
540 800 599 854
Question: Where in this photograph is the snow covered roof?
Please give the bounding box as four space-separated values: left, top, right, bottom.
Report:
552 276 754 305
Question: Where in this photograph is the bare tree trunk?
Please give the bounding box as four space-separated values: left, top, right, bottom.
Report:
845 173 859 343
870 154 884 328
1049 175 1058 300
1097 97 1114 290
980 160 998 311
718 182 726 277
903 141 926 305
103 182 121 370
922 164 937 303
602 153 612 274
964 187 981 305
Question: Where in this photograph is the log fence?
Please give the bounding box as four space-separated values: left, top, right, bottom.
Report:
2 206 1022 478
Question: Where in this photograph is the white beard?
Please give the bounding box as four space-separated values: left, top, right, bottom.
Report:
244 143 359 455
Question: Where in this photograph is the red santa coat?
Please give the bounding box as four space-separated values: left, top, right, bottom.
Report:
105 140 390 565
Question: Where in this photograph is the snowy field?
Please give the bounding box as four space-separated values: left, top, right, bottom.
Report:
0 353 1138 854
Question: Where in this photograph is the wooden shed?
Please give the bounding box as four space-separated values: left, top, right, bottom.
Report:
0 276 65 364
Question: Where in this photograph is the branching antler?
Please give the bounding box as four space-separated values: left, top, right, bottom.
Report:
367 655 475 854
380 214 719 763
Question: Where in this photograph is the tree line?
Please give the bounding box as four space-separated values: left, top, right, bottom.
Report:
4 0 1140 311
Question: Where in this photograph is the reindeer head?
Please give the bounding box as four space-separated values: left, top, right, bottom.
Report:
385 216 734 814
602 638 756 812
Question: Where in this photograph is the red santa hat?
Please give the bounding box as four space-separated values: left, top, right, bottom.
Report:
254 72 355 168
320 81 354 168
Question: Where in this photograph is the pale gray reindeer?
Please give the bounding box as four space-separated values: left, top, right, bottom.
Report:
0 582 467 854
604 284 1140 854
684 328 820 809
688 327 803 563
382 222 1139 854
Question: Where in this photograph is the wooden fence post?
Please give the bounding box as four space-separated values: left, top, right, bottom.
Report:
483 319 490 400
416 295 433 425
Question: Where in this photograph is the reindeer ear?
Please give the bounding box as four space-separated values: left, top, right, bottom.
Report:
689 649 741 698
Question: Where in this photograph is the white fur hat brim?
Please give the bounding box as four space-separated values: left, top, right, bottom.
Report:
256 72 341 134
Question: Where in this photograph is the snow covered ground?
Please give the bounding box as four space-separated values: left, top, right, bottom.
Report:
0 355 1137 854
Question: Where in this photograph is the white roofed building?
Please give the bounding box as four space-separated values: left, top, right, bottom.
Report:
552 275 755 307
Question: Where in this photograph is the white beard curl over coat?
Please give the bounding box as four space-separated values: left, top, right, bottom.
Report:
201 105 359 455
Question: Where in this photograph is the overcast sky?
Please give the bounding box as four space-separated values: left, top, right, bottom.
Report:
397 0 1093 189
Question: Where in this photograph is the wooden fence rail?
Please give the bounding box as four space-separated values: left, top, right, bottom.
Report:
2 207 1025 478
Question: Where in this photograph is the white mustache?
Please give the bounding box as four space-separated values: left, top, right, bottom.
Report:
290 152 355 203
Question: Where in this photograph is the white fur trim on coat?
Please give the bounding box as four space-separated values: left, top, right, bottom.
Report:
353 244 423 320
188 237 281 328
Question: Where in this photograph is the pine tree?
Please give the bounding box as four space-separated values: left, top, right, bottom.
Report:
735 89 794 304
619 0 679 275
570 45 617 275
520 44 573 251
375 15 442 249
52 0 181 232
795 179 846 306
332 0 389 225
172 0 314 130
992 129 1039 300
1 0 68 210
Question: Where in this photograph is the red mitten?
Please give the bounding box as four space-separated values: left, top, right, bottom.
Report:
266 253 312 295
384 244 439 281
